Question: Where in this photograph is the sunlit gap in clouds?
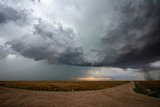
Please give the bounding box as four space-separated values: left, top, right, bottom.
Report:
0 0 160 80
0 54 146 80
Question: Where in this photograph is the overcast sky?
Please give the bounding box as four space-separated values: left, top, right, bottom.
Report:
0 0 160 80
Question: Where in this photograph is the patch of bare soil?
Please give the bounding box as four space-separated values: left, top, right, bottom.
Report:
0 82 160 107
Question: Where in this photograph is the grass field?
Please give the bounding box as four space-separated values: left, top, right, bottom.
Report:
1 81 159 98
134 81 160 98
0 81 129 92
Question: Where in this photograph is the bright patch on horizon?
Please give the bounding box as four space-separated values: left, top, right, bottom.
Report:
77 77 111 81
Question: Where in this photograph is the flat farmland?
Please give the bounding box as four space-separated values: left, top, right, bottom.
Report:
0 81 128 92
0 81 160 107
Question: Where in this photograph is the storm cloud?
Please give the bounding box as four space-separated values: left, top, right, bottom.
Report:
0 0 160 70
7 20 83 65
139 61 160 80
0 4 27 24
83 0 160 67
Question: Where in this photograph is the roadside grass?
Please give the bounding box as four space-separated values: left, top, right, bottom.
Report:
133 81 160 98
0 81 128 92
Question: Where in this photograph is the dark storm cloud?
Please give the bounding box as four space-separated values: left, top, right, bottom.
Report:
7 20 84 65
1 0 160 69
142 69 160 80
86 0 160 67
0 0 160 80
138 61 160 80
0 4 26 24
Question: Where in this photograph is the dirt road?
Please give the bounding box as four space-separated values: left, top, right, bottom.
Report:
0 82 160 107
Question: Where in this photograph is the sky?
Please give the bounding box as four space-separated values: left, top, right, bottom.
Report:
0 0 160 80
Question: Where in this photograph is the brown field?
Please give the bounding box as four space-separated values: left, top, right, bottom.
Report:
0 81 160 107
0 81 128 91
135 81 160 89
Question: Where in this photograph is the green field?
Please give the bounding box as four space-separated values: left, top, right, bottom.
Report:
0 81 128 92
134 81 160 98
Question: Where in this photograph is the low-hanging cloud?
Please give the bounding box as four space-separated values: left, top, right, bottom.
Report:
0 0 160 70
77 67 145 80
138 61 160 80
84 0 160 67
7 20 83 65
